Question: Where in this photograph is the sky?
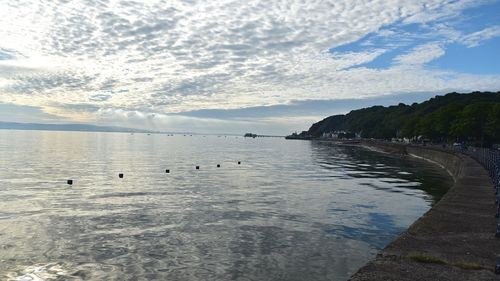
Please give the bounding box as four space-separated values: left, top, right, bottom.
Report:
0 0 499 134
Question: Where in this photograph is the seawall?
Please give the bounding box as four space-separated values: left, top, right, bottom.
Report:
349 143 500 280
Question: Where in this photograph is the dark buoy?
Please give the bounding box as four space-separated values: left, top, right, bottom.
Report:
119 173 124 178
166 169 170 173
196 166 200 170
238 161 241 165
217 164 220 168
67 179 73 185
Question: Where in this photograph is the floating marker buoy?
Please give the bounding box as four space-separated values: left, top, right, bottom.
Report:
196 166 200 170
119 173 124 178
67 179 73 185
166 169 170 173
217 164 220 168
238 161 241 165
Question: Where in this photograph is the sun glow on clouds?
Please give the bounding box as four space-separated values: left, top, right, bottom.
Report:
0 0 499 133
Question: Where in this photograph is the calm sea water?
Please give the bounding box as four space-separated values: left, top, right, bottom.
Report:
0 130 452 281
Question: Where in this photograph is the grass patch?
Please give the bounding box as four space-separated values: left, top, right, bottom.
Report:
408 255 446 264
455 263 485 270
408 255 486 271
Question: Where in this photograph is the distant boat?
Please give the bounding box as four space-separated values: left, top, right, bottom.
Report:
244 133 257 138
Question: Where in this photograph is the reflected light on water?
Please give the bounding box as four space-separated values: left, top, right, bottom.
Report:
0 131 452 281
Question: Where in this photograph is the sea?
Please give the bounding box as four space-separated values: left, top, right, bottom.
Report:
0 130 452 281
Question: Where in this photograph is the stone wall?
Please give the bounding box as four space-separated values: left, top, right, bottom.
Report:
350 143 499 281
406 146 463 180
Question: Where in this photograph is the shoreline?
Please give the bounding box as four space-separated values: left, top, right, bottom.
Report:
348 142 499 280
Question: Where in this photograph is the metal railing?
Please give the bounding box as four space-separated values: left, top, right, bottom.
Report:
457 147 500 237
459 147 500 274
372 140 500 272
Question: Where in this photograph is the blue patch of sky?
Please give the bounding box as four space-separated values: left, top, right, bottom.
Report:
327 22 426 52
429 36 500 75
455 1 500 33
328 33 374 54
329 22 437 69
426 1 500 75
356 51 395 69
0 49 16 60
327 1 500 73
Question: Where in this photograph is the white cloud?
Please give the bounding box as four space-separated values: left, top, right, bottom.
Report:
461 26 500 47
94 107 285 134
328 49 388 70
0 0 499 132
393 43 445 65
402 0 485 24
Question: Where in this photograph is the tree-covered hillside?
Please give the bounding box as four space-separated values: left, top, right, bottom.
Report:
297 92 500 146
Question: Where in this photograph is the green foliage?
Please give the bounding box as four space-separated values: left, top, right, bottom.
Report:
409 255 446 264
304 92 500 146
455 262 485 270
486 104 500 139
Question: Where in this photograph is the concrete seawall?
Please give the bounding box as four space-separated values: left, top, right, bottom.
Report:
350 143 500 280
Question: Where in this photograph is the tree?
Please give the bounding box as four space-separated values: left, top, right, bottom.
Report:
486 104 500 141
451 102 493 146
433 103 463 141
298 92 500 146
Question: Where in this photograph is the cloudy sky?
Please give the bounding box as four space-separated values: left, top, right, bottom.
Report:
1 0 499 134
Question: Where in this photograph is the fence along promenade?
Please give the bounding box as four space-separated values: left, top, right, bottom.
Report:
411 143 500 274
458 146 500 239
350 140 500 279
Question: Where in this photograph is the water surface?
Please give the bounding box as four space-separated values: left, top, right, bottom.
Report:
0 131 452 280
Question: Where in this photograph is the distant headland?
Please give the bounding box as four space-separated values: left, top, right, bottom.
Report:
287 91 500 147
0 121 155 134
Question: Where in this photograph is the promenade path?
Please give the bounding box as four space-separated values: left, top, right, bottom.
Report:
350 145 500 281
